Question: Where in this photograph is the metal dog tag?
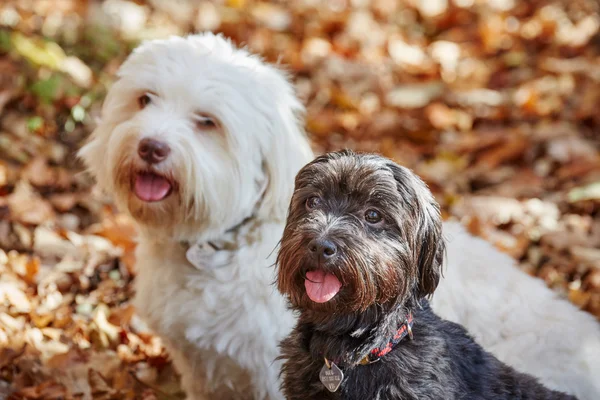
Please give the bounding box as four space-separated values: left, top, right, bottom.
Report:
319 361 344 393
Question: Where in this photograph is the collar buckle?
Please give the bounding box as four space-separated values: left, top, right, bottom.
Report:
358 355 380 365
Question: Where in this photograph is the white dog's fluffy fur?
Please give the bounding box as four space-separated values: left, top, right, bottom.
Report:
79 33 600 400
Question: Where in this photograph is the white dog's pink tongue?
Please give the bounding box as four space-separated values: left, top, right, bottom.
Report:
305 270 342 303
134 173 172 202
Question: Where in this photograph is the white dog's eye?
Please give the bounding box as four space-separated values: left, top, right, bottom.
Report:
194 114 217 130
138 94 152 109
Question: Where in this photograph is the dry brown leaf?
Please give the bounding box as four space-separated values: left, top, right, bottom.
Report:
89 368 115 396
474 137 528 169
306 111 339 137
48 193 81 212
24 257 40 285
385 82 444 109
91 213 137 253
0 346 26 369
0 283 32 314
7 181 55 226
569 289 592 309
15 380 67 399
108 304 136 328
21 157 56 188
226 0 247 9
91 304 121 348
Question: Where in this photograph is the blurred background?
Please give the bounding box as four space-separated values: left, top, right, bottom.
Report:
0 0 599 398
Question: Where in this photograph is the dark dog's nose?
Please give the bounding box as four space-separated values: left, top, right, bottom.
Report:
308 238 337 262
138 138 171 164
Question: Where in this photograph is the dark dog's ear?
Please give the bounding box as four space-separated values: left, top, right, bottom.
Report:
414 198 445 298
387 162 445 298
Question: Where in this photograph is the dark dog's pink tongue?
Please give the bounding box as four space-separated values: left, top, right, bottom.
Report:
305 270 342 303
134 172 172 202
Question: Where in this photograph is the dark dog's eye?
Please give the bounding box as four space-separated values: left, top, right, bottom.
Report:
364 209 382 224
138 94 151 109
305 196 322 210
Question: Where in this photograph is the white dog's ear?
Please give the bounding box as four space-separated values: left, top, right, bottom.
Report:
78 120 112 192
258 70 314 222
77 79 129 192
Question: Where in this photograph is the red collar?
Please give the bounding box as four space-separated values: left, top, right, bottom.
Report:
323 311 414 368
320 312 414 393
358 311 414 365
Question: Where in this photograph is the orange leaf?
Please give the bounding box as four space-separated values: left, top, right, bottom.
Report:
93 212 137 252
226 0 247 9
24 256 40 285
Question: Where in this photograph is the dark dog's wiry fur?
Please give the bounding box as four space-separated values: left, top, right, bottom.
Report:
276 150 577 400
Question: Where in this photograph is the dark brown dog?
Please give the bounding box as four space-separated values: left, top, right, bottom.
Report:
276 150 576 400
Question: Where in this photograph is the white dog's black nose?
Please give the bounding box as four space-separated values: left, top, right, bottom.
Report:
308 239 337 262
138 138 171 164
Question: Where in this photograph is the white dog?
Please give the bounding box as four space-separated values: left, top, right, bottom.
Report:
79 33 600 400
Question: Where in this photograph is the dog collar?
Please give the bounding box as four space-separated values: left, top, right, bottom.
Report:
181 214 256 270
319 312 414 393
181 178 268 269
360 311 414 365
180 213 255 249
180 176 268 252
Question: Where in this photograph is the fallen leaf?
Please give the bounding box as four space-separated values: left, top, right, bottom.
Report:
7 181 55 226
90 213 137 253
475 136 528 169
385 82 444 109
568 182 600 203
0 283 32 314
